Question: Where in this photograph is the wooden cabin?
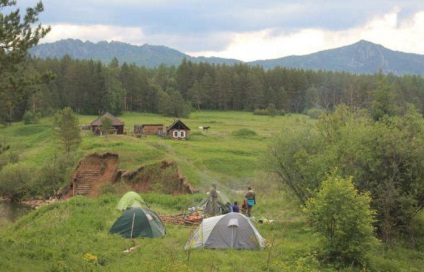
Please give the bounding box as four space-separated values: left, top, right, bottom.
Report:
166 119 190 140
90 112 125 135
134 124 164 136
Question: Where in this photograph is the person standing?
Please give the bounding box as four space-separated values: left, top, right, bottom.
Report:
232 201 240 213
241 199 248 215
245 186 256 217
208 183 218 216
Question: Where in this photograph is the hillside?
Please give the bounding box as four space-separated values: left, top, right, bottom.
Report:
0 111 285 193
30 39 424 75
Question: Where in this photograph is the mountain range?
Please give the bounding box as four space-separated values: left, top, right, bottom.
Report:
30 39 424 75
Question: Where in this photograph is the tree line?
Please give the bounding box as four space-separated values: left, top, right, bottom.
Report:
3 54 424 124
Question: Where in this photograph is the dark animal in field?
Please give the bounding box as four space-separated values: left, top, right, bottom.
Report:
198 126 211 131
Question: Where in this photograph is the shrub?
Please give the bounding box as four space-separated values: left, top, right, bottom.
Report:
304 173 379 267
36 153 80 198
306 107 325 119
232 128 257 137
22 111 41 125
253 108 285 116
0 163 39 202
22 111 33 125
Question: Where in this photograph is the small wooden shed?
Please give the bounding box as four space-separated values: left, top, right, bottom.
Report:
166 119 190 140
134 124 164 136
90 112 125 135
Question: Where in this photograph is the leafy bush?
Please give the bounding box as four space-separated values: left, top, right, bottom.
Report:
36 153 80 198
304 173 379 267
232 128 257 137
22 111 41 124
306 107 325 119
0 163 39 202
22 111 33 125
253 108 285 116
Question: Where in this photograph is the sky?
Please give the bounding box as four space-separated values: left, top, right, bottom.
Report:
15 1 424 61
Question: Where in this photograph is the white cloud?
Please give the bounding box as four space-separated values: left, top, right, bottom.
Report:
360 9 424 54
41 7 424 62
190 8 424 61
188 29 333 61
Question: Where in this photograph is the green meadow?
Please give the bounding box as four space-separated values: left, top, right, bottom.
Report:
0 111 423 271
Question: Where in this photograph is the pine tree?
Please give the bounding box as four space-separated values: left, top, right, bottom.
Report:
53 107 81 155
0 1 51 124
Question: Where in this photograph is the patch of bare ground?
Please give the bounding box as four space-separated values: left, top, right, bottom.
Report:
120 160 196 195
21 152 196 212
64 152 196 199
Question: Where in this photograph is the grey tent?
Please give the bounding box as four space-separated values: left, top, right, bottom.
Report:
184 212 265 250
109 207 166 238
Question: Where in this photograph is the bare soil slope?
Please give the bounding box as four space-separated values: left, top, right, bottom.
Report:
65 152 195 198
120 160 196 195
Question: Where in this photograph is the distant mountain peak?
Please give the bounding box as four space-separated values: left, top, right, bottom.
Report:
356 39 374 44
251 40 424 75
30 39 424 75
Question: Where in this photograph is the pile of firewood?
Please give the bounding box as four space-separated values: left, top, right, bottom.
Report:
160 213 202 225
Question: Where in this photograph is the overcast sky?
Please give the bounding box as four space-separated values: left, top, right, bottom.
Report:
18 1 424 61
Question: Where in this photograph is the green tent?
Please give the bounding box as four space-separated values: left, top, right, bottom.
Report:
116 191 147 211
109 207 166 238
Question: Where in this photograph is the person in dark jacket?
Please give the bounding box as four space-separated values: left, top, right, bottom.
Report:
232 201 240 213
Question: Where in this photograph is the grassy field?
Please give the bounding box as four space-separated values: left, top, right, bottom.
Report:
0 111 423 271
1 111 309 193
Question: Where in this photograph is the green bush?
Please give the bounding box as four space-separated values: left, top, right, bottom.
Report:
304 173 379 267
0 163 39 202
36 154 80 198
22 111 33 125
232 128 257 137
306 107 325 119
22 111 41 125
253 108 285 116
